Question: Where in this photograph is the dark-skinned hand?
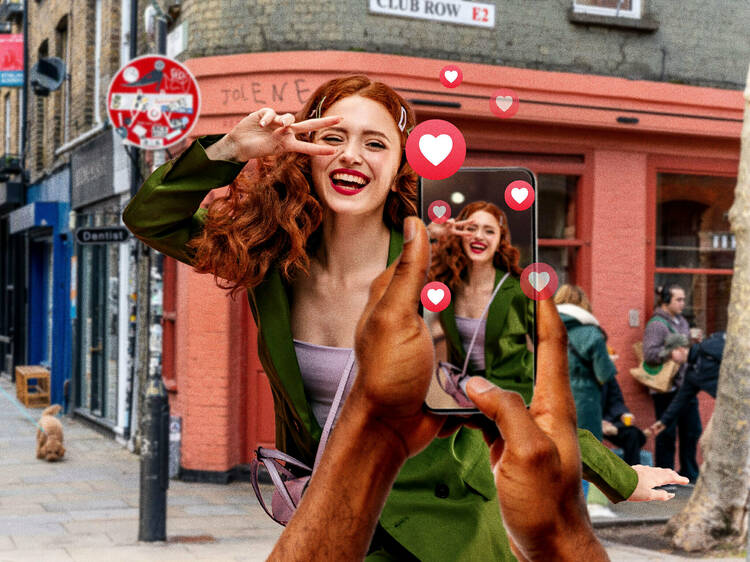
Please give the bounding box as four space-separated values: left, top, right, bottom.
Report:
465 298 609 562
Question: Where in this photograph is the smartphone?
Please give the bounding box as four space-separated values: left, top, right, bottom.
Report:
420 168 538 414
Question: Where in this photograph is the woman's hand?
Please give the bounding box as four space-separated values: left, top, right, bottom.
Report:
205 108 343 162
628 465 690 501
427 218 477 242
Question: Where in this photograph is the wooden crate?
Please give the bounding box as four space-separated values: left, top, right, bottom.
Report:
15 366 51 408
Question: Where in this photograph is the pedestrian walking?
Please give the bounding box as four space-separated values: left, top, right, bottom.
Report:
554 284 616 441
643 285 701 482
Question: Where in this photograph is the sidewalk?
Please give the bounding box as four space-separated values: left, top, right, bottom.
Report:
0 376 280 562
0 375 743 561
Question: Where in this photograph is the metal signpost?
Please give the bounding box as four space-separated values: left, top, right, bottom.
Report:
108 39 201 542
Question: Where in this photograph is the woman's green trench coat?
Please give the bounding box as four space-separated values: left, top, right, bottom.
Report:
123 137 638 561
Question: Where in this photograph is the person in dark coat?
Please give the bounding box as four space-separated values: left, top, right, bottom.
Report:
648 331 725 436
601 378 647 466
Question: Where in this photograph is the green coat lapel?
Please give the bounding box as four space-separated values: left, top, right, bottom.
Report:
252 227 404 440
439 268 514 371
484 268 516 374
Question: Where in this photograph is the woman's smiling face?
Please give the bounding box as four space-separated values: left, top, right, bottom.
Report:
310 95 402 218
461 210 502 265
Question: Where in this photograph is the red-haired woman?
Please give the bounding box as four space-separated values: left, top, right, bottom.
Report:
124 76 644 560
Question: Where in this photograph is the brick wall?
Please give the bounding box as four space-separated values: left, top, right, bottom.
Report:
175 0 749 91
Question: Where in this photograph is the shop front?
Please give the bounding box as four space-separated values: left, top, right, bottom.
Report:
7 168 72 405
69 130 134 437
0 181 24 377
162 51 741 478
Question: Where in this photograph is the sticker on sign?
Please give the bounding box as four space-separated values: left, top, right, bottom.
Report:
107 54 201 150
369 0 495 28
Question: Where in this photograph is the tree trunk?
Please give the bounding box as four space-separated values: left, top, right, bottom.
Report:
665 63 750 552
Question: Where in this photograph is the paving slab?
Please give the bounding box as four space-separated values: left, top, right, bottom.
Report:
0 536 15 551
0 548 75 562
9 533 114 551
42 499 130 512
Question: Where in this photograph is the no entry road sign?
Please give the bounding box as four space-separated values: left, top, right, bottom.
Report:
107 54 201 150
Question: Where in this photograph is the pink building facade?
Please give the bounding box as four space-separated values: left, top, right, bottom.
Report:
161 51 742 479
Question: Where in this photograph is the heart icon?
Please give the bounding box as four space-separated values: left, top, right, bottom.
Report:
419 134 453 167
528 272 550 292
511 187 528 204
444 70 458 83
433 205 446 218
406 120 465 180
495 96 514 112
427 288 445 305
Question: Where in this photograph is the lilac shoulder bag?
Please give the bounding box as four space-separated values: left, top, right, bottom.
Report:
249 350 356 526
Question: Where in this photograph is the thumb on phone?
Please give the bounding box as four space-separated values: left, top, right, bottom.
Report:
465 377 546 460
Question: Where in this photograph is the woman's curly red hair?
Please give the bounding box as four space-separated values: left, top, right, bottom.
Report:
188 75 418 296
430 201 522 291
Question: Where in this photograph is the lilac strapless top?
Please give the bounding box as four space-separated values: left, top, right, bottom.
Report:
454 315 486 371
293 339 356 427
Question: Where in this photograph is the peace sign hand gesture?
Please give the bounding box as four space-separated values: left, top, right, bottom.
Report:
427 218 477 242
205 108 342 163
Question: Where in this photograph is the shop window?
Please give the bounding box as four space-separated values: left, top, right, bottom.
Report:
573 0 641 18
655 173 735 334
74 212 121 423
538 174 580 286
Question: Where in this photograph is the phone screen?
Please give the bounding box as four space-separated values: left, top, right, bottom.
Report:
420 168 538 413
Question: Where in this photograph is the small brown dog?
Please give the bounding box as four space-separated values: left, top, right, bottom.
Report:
36 404 66 462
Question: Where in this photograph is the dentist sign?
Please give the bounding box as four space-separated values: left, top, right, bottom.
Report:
107 55 201 150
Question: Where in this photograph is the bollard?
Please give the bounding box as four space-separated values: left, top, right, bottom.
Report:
138 375 170 541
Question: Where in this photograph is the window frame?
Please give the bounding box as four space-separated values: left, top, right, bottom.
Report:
646 155 739 319
572 0 642 20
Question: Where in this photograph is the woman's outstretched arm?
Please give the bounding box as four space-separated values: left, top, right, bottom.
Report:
122 136 245 265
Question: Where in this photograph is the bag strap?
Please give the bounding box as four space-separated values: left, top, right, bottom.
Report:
648 315 677 334
313 349 357 470
460 272 510 377
257 446 312 472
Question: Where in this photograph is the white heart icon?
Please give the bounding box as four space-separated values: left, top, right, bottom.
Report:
432 205 446 218
511 187 528 204
529 272 550 292
444 70 458 83
495 96 514 112
419 134 453 167
427 289 444 305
